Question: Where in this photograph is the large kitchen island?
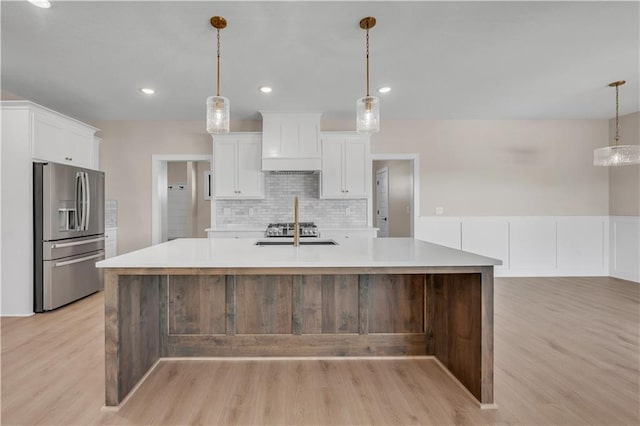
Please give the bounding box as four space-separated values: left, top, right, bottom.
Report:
96 238 500 409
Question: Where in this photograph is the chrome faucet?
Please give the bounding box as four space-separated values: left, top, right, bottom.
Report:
293 196 300 247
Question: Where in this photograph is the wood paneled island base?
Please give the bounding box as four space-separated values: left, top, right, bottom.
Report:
103 265 494 408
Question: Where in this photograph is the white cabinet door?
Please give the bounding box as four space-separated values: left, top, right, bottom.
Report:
344 137 368 197
32 109 97 169
320 134 370 199
321 137 344 197
213 134 264 199
32 112 71 163
213 138 238 197
236 137 263 197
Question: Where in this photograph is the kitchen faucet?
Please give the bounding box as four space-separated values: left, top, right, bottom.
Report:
293 196 299 247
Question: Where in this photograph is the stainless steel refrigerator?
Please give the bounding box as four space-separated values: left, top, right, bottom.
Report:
33 162 105 312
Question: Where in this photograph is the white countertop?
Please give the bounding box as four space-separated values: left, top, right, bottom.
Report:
96 238 501 269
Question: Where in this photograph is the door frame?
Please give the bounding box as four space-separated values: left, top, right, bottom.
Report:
370 153 419 238
151 154 212 245
375 166 390 237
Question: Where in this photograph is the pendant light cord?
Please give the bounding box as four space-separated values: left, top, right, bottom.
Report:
365 26 370 97
216 28 221 97
614 83 620 145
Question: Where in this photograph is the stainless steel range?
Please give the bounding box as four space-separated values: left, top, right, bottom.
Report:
266 222 319 238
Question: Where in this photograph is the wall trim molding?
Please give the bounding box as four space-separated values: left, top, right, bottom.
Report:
415 215 638 282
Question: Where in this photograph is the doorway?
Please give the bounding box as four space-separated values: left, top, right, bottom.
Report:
371 154 419 238
151 154 212 245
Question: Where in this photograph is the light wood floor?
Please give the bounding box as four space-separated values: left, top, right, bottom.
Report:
1 277 638 425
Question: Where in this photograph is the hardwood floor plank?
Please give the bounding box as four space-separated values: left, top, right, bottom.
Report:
1 276 638 425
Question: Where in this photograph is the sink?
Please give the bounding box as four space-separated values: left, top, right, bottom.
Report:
255 239 338 246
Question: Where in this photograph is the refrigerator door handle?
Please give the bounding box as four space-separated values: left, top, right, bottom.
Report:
51 236 105 249
83 172 91 231
75 172 83 231
54 252 103 268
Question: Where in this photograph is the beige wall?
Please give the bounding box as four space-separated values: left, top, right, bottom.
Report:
95 120 258 254
370 120 610 216
609 112 640 216
372 160 412 237
0 90 24 100
97 118 611 253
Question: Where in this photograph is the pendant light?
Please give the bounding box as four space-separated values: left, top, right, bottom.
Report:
356 17 380 134
206 16 230 134
593 80 640 166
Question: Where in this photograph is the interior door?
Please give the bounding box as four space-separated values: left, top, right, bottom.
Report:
376 167 389 237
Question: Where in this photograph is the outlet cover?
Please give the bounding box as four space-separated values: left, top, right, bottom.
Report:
435 206 444 215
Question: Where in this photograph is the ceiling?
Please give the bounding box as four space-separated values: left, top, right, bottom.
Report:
2 1 639 123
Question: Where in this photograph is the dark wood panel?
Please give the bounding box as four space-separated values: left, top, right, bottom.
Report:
225 275 236 336
104 270 119 406
115 275 161 404
168 275 226 335
431 273 482 400
167 333 427 357
368 274 425 333
236 275 293 334
425 275 436 355
299 275 358 334
480 266 495 404
358 275 369 335
158 275 168 357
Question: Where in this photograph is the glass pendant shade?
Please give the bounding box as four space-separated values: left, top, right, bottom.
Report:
593 145 640 166
206 95 230 134
356 96 380 134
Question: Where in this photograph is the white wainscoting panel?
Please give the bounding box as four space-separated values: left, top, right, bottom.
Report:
611 216 640 283
461 219 509 272
557 218 606 271
416 216 614 278
509 219 557 271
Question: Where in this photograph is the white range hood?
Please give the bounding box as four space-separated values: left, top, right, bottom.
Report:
260 111 322 171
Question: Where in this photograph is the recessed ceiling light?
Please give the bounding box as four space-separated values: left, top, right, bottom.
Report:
259 86 273 94
139 88 155 95
28 0 51 8
377 87 391 94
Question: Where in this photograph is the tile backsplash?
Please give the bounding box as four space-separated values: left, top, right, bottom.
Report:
105 199 118 228
216 174 367 227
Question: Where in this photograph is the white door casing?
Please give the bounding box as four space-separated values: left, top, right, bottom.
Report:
376 167 389 237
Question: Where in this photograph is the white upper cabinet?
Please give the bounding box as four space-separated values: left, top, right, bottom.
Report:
1 101 99 170
320 133 370 199
260 112 322 171
212 133 264 199
30 104 99 170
